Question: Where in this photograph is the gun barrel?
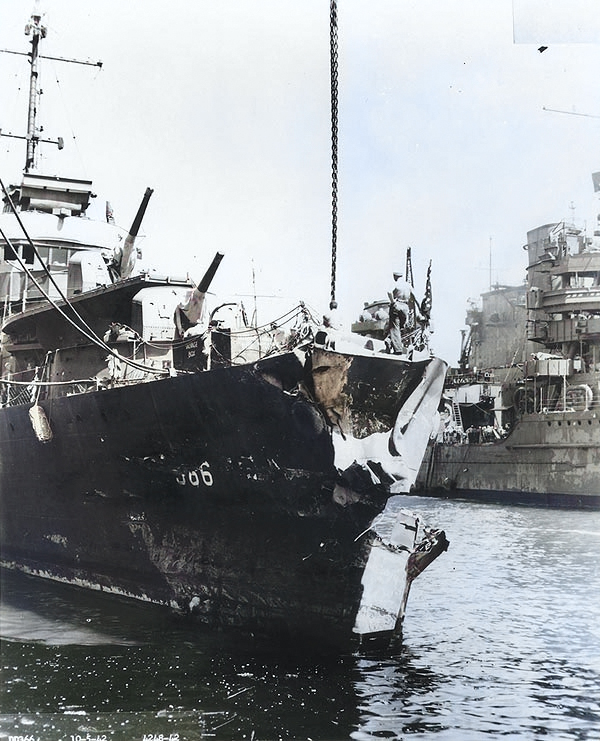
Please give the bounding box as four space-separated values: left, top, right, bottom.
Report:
197 252 224 293
128 187 154 239
120 187 153 278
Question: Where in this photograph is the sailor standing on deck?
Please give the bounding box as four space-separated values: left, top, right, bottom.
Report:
387 272 414 353
323 300 342 330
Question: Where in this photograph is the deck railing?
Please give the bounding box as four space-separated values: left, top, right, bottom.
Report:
0 376 102 408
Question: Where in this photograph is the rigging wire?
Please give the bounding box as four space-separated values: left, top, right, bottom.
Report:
0 210 314 382
225 303 311 335
50 62 87 178
0 224 159 376
0 178 168 376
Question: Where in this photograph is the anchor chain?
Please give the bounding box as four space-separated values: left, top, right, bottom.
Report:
329 0 339 308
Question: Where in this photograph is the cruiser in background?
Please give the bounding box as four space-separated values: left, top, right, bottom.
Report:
416 216 600 508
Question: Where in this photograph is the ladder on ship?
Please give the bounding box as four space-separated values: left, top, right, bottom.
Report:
452 399 464 431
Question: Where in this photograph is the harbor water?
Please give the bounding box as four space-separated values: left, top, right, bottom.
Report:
1 496 599 740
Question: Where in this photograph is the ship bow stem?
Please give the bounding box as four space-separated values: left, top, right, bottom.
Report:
352 356 448 643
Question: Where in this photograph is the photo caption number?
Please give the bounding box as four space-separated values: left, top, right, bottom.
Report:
175 462 213 488
142 735 180 741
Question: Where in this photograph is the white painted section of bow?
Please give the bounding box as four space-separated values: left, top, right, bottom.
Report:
353 357 447 638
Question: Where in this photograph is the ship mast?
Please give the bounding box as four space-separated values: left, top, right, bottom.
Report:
24 8 46 172
0 4 102 172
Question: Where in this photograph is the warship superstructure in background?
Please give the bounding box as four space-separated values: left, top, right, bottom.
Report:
0 8 448 648
416 216 600 508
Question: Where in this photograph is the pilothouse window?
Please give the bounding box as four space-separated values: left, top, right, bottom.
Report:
50 248 68 267
36 247 49 261
3 243 16 262
3 241 34 265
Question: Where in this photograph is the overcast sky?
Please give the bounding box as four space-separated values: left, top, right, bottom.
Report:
1 0 600 363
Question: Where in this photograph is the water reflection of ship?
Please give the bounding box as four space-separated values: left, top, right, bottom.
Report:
353 650 441 738
416 216 600 508
0 567 146 646
0 567 363 737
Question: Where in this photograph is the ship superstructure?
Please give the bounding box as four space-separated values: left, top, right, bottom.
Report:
417 218 600 508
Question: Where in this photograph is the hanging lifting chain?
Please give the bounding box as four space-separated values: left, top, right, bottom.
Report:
329 0 339 308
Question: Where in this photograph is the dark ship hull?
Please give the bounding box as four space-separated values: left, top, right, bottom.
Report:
0 349 445 644
0 7 448 648
418 413 600 509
